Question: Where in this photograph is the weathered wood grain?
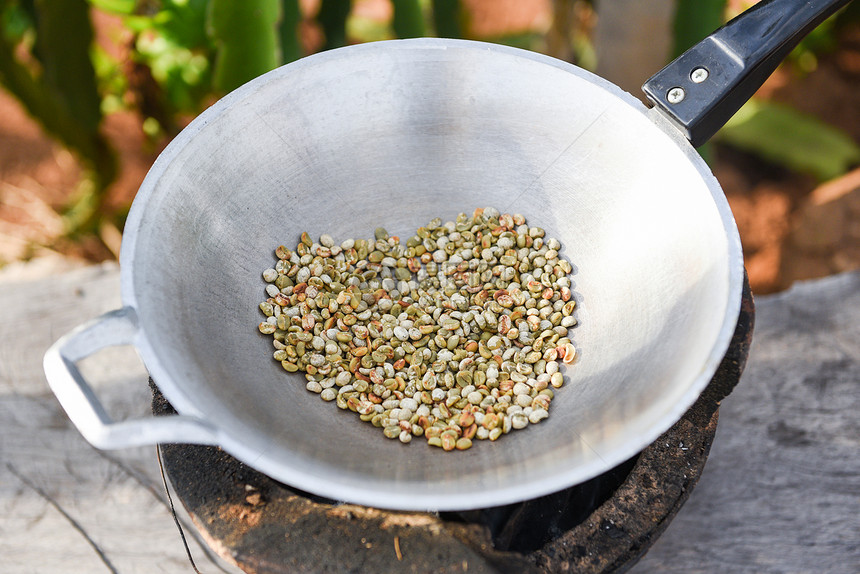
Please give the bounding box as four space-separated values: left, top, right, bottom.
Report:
0 263 242 574
631 271 860 574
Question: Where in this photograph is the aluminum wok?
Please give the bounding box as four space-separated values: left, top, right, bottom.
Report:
44 0 850 510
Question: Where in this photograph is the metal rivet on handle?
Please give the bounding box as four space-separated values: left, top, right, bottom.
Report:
690 67 709 83
667 87 685 104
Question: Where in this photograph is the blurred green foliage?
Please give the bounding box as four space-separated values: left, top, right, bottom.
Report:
117 0 213 128
0 0 116 235
711 4 860 178
392 0 425 39
209 0 280 93
672 0 725 58
718 99 860 181
431 0 461 38
279 0 302 64
0 0 857 253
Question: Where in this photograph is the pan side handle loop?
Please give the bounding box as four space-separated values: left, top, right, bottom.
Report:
642 0 853 147
43 307 219 449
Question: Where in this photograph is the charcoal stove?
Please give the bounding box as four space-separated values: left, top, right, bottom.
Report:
151 278 753 574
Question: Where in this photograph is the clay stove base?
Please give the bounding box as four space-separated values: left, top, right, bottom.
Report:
152 280 753 574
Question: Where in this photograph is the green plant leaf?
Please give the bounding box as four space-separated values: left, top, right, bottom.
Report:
208 0 280 94
125 0 214 119
91 44 128 114
318 0 351 51
717 99 860 181
1 1 35 41
672 0 726 58
279 0 302 63
392 0 425 39
88 0 136 15
0 0 117 235
34 0 103 131
0 0 115 184
156 0 211 50
431 0 461 38
121 14 156 33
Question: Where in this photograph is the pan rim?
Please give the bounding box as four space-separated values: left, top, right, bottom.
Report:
119 38 744 510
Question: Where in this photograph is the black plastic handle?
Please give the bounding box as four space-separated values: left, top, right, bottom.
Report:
642 0 853 147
